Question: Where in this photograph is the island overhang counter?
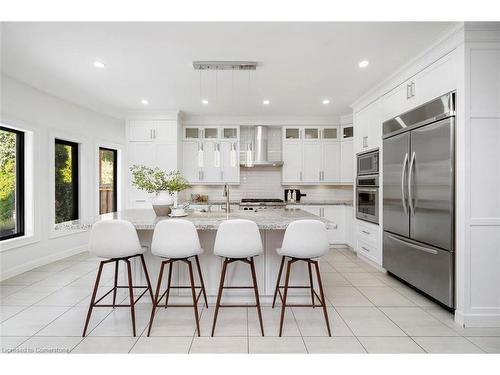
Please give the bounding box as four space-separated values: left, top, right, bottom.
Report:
57 208 336 303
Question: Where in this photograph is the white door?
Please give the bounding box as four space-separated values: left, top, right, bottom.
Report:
182 141 200 183
340 140 354 183
202 141 221 183
129 121 154 142
154 121 178 142
323 206 346 244
155 143 178 174
302 141 322 183
128 142 156 208
221 141 239 183
282 141 303 183
322 142 341 183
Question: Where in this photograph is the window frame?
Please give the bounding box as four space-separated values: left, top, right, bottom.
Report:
0 126 25 241
98 147 118 214
54 138 80 224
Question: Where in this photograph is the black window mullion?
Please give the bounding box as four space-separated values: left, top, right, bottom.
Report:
55 139 79 223
0 126 24 241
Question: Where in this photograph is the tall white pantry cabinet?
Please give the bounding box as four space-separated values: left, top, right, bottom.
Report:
126 112 183 209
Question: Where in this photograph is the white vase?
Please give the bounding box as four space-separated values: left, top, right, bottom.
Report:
151 190 173 216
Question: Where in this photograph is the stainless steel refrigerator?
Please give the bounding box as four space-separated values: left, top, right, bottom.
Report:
382 92 455 308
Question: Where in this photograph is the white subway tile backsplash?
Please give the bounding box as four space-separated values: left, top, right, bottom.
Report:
183 167 353 203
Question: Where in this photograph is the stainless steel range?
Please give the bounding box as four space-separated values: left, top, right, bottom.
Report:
239 198 285 211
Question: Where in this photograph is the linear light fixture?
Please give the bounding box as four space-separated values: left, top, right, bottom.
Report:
193 61 258 70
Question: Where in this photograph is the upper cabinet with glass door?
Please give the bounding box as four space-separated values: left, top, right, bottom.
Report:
321 126 339 140
184 126 240 140
283 127 302 140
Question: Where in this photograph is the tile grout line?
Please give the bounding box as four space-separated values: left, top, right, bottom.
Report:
351 282 429 353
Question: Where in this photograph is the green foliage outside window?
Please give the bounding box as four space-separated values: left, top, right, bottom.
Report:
0 129 16 234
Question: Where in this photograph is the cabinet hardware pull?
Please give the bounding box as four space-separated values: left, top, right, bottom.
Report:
361 230 370 235
136 199 146 202
406 83 411 99
411 82 416 97
361 246 370 252
300 171 303 181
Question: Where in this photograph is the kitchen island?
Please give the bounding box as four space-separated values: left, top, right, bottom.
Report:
56 208 335 303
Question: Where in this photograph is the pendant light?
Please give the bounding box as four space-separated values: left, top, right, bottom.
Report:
197 142 204 167
230 142 237 167
245 143 253 167
214 143 221 168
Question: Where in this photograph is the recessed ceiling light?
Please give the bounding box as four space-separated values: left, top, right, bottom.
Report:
263 99 270 105
93 61 105 69
322 99 330 105
358 60 369 68
201 99 209 105
141 99 149 105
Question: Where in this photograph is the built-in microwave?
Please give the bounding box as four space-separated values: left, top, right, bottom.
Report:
357 149 379 176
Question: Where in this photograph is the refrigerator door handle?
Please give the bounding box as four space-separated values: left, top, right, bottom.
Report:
408 151 416 216
401 152 409 216
387 234 438 255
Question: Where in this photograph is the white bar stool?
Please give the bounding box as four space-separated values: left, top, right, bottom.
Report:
211 219 264 336
147 219 208 337
272 219 331 336
83 220 154 337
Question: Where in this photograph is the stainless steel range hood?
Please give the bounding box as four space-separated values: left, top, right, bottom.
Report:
240 125 284 167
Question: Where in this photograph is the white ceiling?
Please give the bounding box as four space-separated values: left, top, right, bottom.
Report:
0 22 457 119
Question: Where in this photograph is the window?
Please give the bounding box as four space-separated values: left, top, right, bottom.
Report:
0 126 24 240
55 139 79 223
99 147 117 214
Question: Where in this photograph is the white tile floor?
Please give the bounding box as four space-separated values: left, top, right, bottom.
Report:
1 246 499 354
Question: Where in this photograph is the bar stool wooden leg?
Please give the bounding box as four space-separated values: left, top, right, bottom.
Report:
186 259 201 336
314 260 331 336
211 258 228 337
250 257 264 336
272 256 285 308
147 261 165 337
307 262 315 308
279 259 293 337
125 259 136 337
112 260 119 307
139 254 155 304
82 261 104 337
164 262 173 308
195 255 209 308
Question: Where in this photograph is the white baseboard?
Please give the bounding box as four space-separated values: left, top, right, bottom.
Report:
0 245 88 281
455 309 500 328
356 252 386 272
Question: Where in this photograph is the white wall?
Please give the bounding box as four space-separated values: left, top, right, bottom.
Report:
0 74 125 280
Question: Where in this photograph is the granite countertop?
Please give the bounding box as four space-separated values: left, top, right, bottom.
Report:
189 200 353 207
55 208 336 231
285 200 353 206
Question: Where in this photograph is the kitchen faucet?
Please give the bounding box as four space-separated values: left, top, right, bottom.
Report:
223 183 230 214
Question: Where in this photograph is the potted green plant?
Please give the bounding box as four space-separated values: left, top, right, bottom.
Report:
130 165 189 216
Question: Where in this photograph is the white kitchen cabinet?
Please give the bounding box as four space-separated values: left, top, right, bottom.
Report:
322 141 341 183
340 139 354 184
282 141 303 183
182 126 240 185
354 100 382 153
220 141 239 183
183 140 240 184
322 206 346 244
182 141 201 183
126 117 181 209
283 127 302 140
381 50 458 123
355 220 382 265
282 129 344 185
302 141 322 182
129 120 156 142
344 205 354 248
292 205 347 245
